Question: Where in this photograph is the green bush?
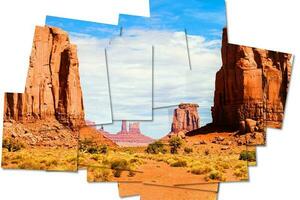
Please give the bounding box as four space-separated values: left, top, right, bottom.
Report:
169 136 183 154
191 165 212 175
170 160 187 167
87 147 98 154
145 141 166 154
111 159 129 170
208 170 223 180
184 147 193 154
98 145 109 154
79 139 109 154
2 138 24 152
79 139 94 152
113 170 122 178
239 151 256 162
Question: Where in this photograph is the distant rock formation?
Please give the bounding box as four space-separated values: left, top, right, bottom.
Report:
212 28 292 129
103 121 155 147
165 103 200 139
117 120 128 134
171 103 200 133
129 122 142 135
3 26 85 129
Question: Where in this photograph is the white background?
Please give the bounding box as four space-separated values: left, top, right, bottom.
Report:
0 0 299 199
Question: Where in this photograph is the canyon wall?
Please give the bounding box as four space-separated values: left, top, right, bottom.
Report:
212 28 292 129
3 26 85 129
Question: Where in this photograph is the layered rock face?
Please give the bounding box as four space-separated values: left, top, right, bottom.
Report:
3 26 85 129
171 103 200 133
212 28 292 129
103 121 155 147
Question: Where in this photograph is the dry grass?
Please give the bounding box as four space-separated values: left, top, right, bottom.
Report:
1 148 78 171
84 143 249 182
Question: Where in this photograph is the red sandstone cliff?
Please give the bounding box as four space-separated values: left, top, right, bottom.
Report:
212 28 292 129
3 26 85 129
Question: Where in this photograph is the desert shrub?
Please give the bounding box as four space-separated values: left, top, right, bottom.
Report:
87 147 98 154
145 141 166 154
169 136 183 154
92 168 111 181
219 162 230 170
166 158 177 165
79 139 94 152
79 139 109 154
208 170 223 180
234 167 248 178
98 145 109 154
170 160 187 167
2 138 24 152
204 149 210 156
184 147 193 154
191 165 212 175
129 158 138 163
111 159 129 171
239 151 256 162
113 170 122 178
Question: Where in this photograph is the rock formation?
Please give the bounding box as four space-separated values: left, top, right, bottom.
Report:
103 121 155 147
129 122 142 135
212 28 292 129
171 103 200 133
117 120 128 134
3 26 85 129
164 103 200 139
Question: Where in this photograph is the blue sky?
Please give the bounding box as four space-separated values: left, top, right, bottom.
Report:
118 0 226 40
46 16 120 38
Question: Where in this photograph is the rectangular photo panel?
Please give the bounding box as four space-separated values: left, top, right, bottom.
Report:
45 16 120 125
118 182 218 200
106 35 153 120
118 182 219 198
2 26 87 171
263 52 293 129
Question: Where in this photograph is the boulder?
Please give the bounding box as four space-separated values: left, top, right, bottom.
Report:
245 118 257 133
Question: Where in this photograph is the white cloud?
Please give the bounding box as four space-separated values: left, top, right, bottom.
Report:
70 33 113 124
107 35 153 120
